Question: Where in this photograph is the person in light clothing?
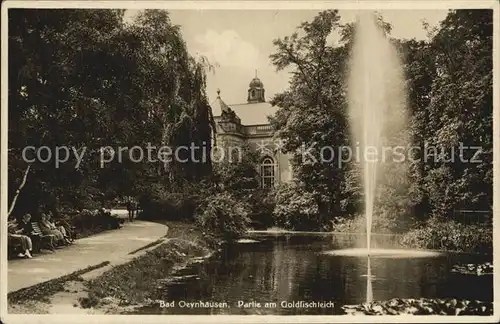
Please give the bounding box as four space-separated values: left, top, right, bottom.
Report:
8 218 33 258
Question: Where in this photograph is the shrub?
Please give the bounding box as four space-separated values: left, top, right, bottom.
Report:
244 189 276 229
70 186 105 211
194 192 250 245
71 209 96 230
273 183 320 231
212 143 260 192
331 212 410 234
331 214 365 233
399 216 493 253
137 183 203 221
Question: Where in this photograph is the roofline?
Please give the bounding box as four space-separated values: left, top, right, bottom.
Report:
228 101 273 107
212 115 272 126
243 123 273 127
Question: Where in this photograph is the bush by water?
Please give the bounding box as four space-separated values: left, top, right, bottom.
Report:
399 217 492 254
194 192 251 246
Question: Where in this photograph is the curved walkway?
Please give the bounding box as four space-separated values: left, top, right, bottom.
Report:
8 220 168 293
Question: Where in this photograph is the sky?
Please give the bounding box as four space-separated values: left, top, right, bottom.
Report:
125 10 448 105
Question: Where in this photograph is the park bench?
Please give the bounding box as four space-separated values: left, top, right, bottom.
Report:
7 238 23 259
31 222 56 252
55 219 78 240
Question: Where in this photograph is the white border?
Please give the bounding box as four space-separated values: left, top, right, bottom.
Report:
1 1 499 323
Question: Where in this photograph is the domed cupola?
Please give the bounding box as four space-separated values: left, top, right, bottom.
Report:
247 70 265 103
249 77 264 88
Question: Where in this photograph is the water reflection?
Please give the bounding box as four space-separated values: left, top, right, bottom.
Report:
135 234 492 315
366 257 373 303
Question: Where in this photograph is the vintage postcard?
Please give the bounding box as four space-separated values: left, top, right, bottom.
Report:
1 0 499 323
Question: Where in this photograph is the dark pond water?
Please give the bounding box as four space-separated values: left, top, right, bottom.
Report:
136 233 492 315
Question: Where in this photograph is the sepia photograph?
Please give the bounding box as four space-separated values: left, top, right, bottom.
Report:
1 0 499 323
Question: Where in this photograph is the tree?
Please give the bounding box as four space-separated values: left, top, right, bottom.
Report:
420 10 493 218
8 9 215 217
212 143 260 192
269 10 348 225
8 9 128 215
269 9 493 230
269 11 394 226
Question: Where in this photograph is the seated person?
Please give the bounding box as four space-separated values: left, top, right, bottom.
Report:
39 213 66 246
19 213 34 233
19 213 57 251
46 212 72 244
51 212 75 242
8 219 33 258
18 213 41 242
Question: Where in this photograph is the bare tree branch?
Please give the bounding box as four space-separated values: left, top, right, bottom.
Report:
8 164 32 218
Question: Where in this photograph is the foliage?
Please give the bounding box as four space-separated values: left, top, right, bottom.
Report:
330 212 406 234
194 192 251 245
273 183 321 231
8 8 493 247
137 181 215 221
399 217 493 253
271 10 347 225
269 11 394 227
451 262 492 275
411 10 493 218
211 143 275 229
269 9 493 232
330 214 364 233
212 142 260 192
8 9 214 218
342 298 493 315
85 222 209 307
372 162 418 233
245 189 276 229
68 209 123 237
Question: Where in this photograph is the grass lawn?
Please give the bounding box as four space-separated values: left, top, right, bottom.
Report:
81 221 212 309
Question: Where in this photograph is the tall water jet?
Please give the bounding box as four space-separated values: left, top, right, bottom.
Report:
347 12 408 253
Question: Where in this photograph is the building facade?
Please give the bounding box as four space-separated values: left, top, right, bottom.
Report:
210 75 293 188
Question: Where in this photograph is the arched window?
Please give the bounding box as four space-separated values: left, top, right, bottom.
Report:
251 89 256 98
260 157 275 189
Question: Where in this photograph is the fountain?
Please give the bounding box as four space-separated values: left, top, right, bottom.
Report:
348 10 408 255
323 12 444 306
324 12 442 261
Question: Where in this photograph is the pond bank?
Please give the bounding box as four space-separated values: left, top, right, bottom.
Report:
248 228 493 256
8 221 212 314
8 224 493 315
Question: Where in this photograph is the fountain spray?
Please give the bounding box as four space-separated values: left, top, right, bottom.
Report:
347 11 408 254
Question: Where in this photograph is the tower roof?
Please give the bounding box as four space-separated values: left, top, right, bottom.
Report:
249 77 264 88
211 88 231 114
210 89 276 125
249 69 264 88
229 102 276 125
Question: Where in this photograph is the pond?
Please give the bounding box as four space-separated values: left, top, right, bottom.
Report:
135 233 492 315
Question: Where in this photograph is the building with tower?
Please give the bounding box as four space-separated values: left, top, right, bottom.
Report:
210 73 293 188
